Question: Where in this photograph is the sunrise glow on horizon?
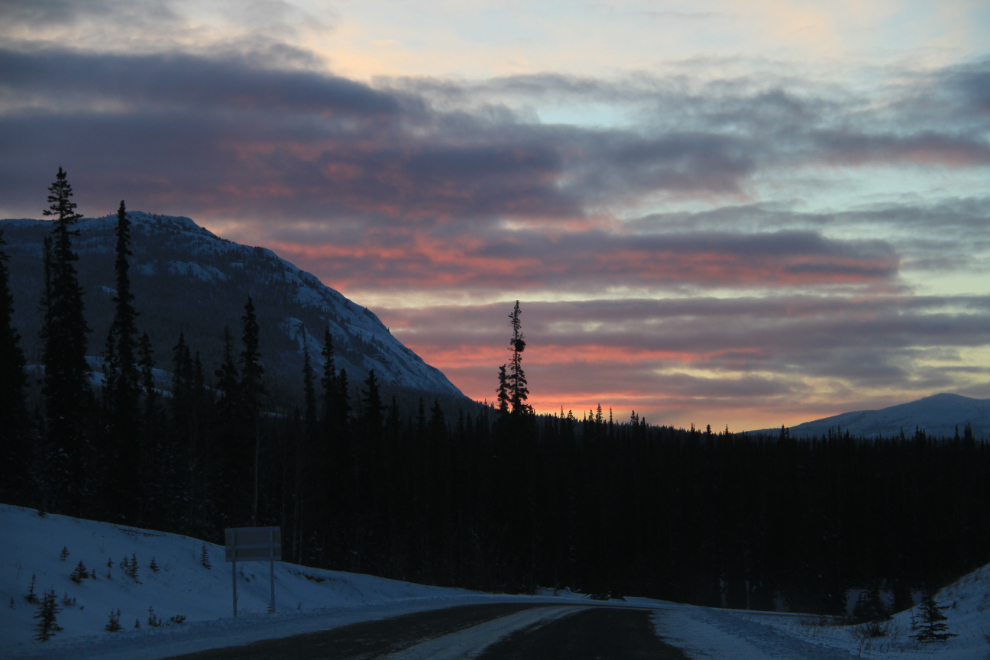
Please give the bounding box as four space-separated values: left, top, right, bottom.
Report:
2 0 989 430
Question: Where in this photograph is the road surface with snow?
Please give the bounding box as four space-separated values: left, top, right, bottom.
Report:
164 603 687 660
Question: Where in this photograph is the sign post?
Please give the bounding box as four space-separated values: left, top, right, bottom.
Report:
225 527 281 617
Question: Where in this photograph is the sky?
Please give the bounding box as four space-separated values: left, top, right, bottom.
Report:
1 0 989 430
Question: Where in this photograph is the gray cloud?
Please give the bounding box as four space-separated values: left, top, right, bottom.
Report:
0 0 181 28
0 49 405 116
3 47 988 227
380 295 990 409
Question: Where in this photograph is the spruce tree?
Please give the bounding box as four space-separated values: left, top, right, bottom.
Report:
320 327 336 418
33 589 62 641
361 369 383 437
496 364 509 415
104 608 122 632
294 338 317 562
239 297 265 520
319 328 349 565
358 369 384 520
214 326 242 521
302 340 317 447
138 332 156 405
0 228 32 505
910 592 957 642
506 301 531 415
137 331 165 526
103 200 142 521
39 167 92 515
215 327 239 420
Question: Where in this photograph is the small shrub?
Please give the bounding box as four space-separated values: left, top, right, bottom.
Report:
853 620 891 639
59 547 69 561
105 609 122 633
125 553 139 581
134 619 140 629
168 614 186 625
301 572 327 583
149 557 159 573
25 574 38 604
61 593 76 607
147 606 161 627
70 561 90 584
200 544 212 570
107 557 113 569
33 589 63 642
852 585 889 624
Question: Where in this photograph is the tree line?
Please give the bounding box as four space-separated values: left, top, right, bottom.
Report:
2 169 989 614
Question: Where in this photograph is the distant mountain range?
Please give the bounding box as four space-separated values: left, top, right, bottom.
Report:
0 212 463 402
752 393 990 439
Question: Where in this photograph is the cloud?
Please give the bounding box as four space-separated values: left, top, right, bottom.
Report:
258 227 899 296
378 295 990 427
1 42 988 428
0 0 181 29
0 49 404 116
3 48 988 228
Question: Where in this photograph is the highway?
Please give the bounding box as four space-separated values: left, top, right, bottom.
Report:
165 602 688 659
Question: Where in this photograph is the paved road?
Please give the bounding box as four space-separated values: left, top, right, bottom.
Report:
165 602 688 659
477 606 688 660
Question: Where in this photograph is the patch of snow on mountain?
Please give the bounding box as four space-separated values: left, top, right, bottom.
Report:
783 393 990 439
283 318 323 363
167 261 227 283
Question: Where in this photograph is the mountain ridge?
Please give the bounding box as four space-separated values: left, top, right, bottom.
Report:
0 211 463 401
749 392 990 439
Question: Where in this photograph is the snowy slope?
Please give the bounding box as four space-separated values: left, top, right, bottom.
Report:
654 564 990 660
0 504 486 657
0 213 462 398
751 393 990 439
6 504 990 659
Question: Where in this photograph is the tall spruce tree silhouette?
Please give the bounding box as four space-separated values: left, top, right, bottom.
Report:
240 297 264 521
40 167 91 515
507 301 531 415
103 200 141 521
0 228 32 505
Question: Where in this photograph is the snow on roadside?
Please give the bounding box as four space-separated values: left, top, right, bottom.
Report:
0 504 485 658
652 574 990 660
6 503 990 660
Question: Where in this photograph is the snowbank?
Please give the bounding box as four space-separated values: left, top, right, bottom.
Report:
5 503 990 660
0 504 485 657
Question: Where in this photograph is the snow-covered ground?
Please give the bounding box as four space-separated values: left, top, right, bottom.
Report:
651 570 990 659
3 504 988 659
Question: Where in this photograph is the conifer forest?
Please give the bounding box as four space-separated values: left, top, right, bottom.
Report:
2 171 989 616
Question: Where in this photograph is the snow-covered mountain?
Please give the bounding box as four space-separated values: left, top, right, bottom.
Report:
760 393 990 439
0 212 462 399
